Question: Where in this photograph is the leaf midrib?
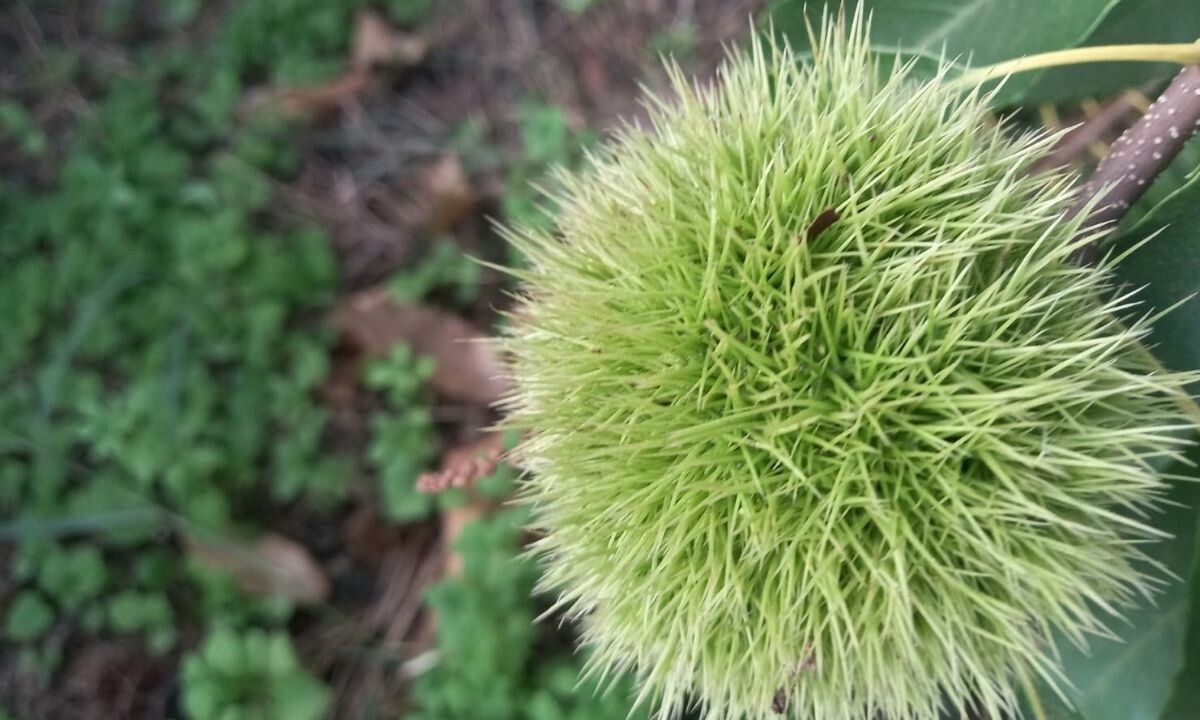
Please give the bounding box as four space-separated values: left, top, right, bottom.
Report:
911 0 990 53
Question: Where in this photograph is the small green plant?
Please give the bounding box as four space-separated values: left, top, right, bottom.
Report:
409 508 646 720
555 0 605 14
0 0 358 690
0 100 48 157
106 591 176 654
502 18 1198 720
181 626 331 720
365 344 438 520
647 22 698 60
503 102 595 245
4 591 55 643
384 0 435 26
220 0 370 84
35 544 107 614
389 238 482 305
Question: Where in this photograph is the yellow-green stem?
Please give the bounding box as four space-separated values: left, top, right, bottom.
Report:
950 42 1200 89
1018 669 1049 720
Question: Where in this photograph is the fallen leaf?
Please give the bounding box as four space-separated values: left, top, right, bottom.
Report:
353 10 427 72
332 288 509 405
240 71 372 122
185 531 330 605
279 71 372 120
417 431 504 493
422 154 476 235
240 11 424 122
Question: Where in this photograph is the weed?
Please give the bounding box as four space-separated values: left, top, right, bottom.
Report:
0 0 354 700
409 508 647 720
389 239 482 306
365 345 439 521
181 627 330 720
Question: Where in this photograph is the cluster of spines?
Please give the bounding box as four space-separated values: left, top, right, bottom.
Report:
501 12 1195 720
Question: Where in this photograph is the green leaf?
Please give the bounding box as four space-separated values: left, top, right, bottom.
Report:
107 591 173 636
4 591 55 642
1024 0 1200 104
769 0 1122 105
1113 179 1200 380
265 631 299 673
1038 462 1199 720
181 667 223 720
385 0 435 25
1112 181 1200 720
268 672 331 720
1161 513 1200 719
1039 184 1200 720
0 100 48 156
518 103 572 166
1021 688 1087 720
202 626 247 677
38 544 107 611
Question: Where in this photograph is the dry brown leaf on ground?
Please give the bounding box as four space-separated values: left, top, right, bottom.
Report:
422 154 476 235
239 71 372 122
241 11 424 121
278 72 373 120
184 531 331 605
332 288 509 405
353 10 427 72
417 431 505 493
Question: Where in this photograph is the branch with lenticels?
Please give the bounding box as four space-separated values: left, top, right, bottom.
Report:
1066 65 1200 265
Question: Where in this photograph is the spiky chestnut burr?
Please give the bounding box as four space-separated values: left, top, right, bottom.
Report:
500 14 1197 720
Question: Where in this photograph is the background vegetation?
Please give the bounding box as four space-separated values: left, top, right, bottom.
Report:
1 1 1198 719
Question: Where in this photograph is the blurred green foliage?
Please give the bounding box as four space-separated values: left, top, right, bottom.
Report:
648 22 699 60
502 102 596 245
556 0 606 14
0 100 47 157
3 592 54 644
0 0 354 696
389 239 482 305
181 627 331 720
0 0 639 717
411 508 648 720
363 345 517 522
365 344 438 521
384 0 436 26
